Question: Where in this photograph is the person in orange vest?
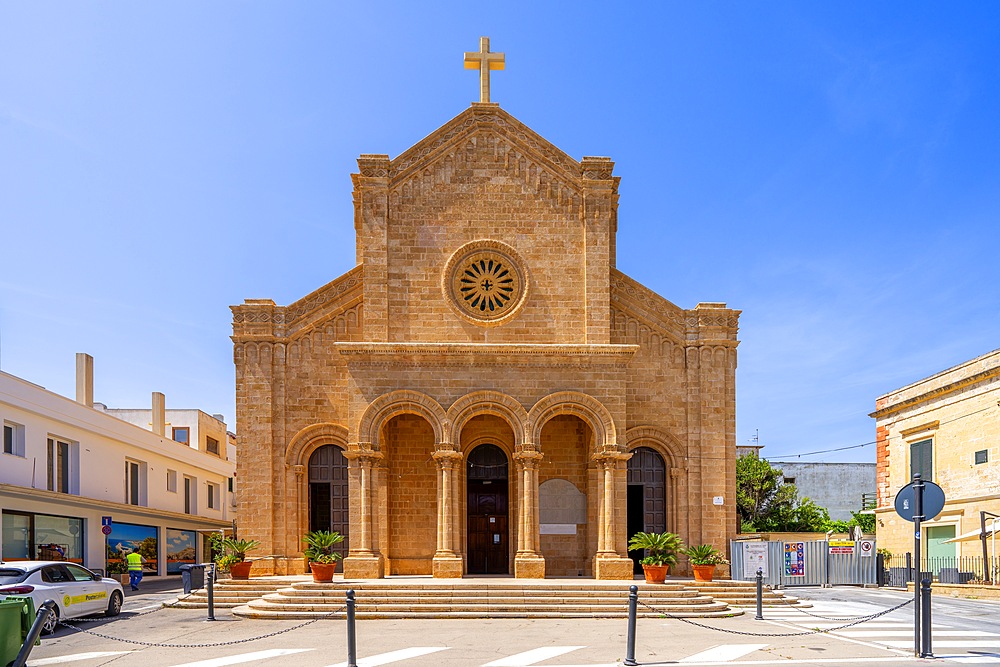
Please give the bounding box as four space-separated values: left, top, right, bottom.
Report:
125 548 147 591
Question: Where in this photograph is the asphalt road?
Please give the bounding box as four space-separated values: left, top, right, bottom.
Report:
19 584 1000 667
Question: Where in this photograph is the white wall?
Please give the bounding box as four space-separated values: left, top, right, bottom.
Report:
0 370 234 572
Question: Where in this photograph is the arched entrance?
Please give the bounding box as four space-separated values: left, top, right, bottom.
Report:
466 443 509 574
308 445 350 558
626 446 667 573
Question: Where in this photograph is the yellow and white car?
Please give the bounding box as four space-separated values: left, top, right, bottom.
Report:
0 560 124 633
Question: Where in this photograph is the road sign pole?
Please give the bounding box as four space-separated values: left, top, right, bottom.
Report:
913 473 924 657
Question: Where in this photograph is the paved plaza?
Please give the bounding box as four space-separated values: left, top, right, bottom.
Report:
20 584 1000 667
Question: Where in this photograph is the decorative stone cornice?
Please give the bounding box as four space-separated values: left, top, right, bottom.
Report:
870 364 1000 420
336 343 637 367
388 105 581 188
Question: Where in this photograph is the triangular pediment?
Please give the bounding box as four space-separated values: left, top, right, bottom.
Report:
388 104 585 193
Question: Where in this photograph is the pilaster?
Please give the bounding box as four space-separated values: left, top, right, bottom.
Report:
580 157 617 344
354 154 391 342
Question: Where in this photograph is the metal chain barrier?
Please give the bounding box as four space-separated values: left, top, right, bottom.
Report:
57 605 347 649
636 597 913 638
765 591 903 621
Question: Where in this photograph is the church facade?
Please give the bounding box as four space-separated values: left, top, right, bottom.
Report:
232 100 740 580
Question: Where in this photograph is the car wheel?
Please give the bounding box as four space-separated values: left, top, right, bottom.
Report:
41 605 60 635
105 591 123 617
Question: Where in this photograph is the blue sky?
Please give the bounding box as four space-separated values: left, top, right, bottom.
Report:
2 3 998 463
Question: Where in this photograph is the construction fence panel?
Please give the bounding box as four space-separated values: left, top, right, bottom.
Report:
730 539 876 587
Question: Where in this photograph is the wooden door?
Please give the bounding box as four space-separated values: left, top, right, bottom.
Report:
467 485 509 574
308 445 350 558
626 447 667 572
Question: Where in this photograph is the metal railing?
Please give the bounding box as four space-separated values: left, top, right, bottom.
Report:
883 553 1000 585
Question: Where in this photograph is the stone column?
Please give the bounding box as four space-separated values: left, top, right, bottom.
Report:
513 449 545 578
432 449 463 578
593 451 635 580
293 464 307 573
342 446 384 579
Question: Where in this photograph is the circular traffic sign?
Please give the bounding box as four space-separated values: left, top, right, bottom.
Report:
101 525 112 535
894 480 945 522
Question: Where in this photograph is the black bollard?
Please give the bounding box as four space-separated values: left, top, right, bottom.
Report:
920 578 932 658
11 599 56 667
755 567 764 620
624 585 638 666
206 563 215 621
346 589 357 667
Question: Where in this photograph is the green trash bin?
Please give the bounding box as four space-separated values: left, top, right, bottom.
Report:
3 595 36 641
0 598 26 667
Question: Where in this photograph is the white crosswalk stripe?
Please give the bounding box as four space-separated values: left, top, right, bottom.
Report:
170 649 313 667
760 598 1000 664
679 644 768 662
326 646 449 667
483 646 585 666
28 652 132 666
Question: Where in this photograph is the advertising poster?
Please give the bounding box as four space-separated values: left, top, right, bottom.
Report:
784 541 805 576
743 542 769 578
166 529 198 574
105 522 158 573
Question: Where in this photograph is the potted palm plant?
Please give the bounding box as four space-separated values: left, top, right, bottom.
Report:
628 531 684 584
303 530 345 582
685 543 729 582
219 538 261 580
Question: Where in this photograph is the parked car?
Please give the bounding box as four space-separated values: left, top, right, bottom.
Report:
0 560 124 633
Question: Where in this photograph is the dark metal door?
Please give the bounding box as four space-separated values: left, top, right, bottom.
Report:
308 445 349 558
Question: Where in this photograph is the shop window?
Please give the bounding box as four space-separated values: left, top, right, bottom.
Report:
2 511 84 563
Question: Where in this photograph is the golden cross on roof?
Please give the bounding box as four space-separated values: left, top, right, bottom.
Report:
464 36 505 103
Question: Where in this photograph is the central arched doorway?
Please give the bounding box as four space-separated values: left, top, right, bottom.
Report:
308 445 350 559
466 443 509 574
626 446 667 573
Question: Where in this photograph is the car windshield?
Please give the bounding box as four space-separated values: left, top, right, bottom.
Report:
0 568 28 585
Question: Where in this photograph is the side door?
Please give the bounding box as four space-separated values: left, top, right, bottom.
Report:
63 564 107 615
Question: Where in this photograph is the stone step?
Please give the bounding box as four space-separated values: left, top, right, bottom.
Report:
232 601 737 620
258 593 721 608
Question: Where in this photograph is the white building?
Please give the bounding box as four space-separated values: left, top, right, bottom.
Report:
1 354 234 576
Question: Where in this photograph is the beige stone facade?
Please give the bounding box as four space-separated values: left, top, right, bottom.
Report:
231 103 740 579
872 348 1000 560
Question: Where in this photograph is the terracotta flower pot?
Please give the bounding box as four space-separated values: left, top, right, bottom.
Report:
692 564 716 582
642 563 669 584
309 561 338 583
229 560 253 580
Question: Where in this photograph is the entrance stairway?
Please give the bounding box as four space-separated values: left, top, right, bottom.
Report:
684 580 810 608
169 577 763 619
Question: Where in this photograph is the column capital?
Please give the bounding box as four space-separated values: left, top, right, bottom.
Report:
343 442 383 463
292 464 306 479
432 450 463 466
669 467 686 479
